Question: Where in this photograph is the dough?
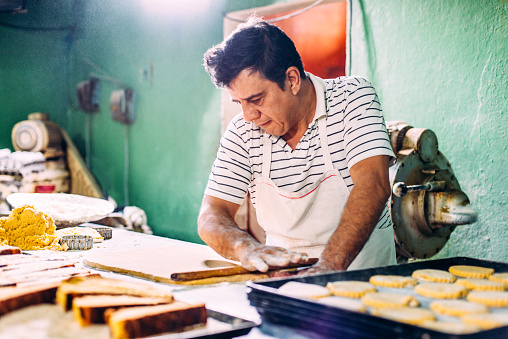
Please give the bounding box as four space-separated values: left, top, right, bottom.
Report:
412 269 456 283
449 265 494 279
489 273 508 287
421 321 481 334
361 292 419 308
317 296 366 313
277 281 330 299
467 291 508 307
429 300 489 316
455 278 505 291
371 307 435 325
414 282 468 299
369 275 417 288
83 256 269 285
461 313 508 330
326 281 376 298
1 205 64 251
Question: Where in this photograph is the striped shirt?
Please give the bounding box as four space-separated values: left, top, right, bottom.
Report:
205 74 395 229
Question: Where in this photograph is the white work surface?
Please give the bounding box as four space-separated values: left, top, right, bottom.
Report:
0 227 302 339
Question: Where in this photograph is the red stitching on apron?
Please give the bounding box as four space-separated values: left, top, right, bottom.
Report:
260 174 338 200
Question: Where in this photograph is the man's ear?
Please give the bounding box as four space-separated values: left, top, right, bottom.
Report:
286 66 301 95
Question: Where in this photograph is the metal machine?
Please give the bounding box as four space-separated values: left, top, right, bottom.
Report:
387 121 477 262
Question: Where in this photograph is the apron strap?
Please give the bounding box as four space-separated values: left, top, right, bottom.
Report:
262 134 272 178
318 117 334 172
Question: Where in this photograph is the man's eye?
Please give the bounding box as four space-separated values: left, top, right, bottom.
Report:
251 99 261 104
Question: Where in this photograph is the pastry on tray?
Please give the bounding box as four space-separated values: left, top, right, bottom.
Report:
277 281 330 299
429 299 489 317
369 275 417 288
412 269 456 283
326 281 376 298
449 265 494 279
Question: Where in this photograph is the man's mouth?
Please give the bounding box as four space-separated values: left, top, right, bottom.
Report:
257 121 270 128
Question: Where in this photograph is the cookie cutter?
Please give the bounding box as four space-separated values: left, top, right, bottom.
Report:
79 225 112 240
59 235 94 250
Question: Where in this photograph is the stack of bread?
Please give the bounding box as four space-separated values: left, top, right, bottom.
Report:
0 274 207 338
57 276 207 338
277 264 508 335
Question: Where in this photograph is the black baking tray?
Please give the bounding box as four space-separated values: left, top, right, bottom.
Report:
152 309 259 339
246 257 508 339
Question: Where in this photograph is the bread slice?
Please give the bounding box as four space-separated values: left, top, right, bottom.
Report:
106 302 207 339
0 282 60 316
56 276 173 310
0 245 22 255
72 295 173 326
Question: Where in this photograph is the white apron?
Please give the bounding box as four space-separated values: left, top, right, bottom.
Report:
253 117 396 270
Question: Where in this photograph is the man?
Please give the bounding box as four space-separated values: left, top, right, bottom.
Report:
198 17 396 274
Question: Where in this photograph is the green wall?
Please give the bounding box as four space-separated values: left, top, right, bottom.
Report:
351 0 508 262
0 0 275 243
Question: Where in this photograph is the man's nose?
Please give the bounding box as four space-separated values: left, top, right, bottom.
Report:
242 104 260 122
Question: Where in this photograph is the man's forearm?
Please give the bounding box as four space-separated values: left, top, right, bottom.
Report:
320 181 390 271
198 201 261 262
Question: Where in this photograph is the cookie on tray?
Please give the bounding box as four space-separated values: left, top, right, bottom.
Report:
449 265 494 279
455 278 506 291
466 291 508 307
414 282 468 299
277 281 330 299
371 307 435 326
488 273 508 287
412 269 456 283
461 313 508 330
369 275 417 288
421 321 481 334
361 292 419 308
317 296 367 313
326 281 376 298
429 300 489 317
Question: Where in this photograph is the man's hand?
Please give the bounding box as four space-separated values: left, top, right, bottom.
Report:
296 258 340 276
198 195 310 273
237 243 309 272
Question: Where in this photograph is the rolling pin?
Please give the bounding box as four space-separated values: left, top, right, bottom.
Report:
170 258 319 281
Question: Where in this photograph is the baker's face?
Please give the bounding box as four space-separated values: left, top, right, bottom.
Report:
228 69 297 137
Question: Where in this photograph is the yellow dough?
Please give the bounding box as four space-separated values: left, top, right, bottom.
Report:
429 300 489 317
0 218 8 246
467 291 508 307
461 313 508 330
414 282 468 299
369 275 418 288
326 281 376 298
277 281 331 299
449 265 494 279
421 321 481 334
361 292 419 308
371 307 435 325
412 269 456 283
489 273 508 287
455 278 506 291
1 205 64 251
317 296 366 313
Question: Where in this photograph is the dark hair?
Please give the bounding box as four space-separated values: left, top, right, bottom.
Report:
203 16 306 90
